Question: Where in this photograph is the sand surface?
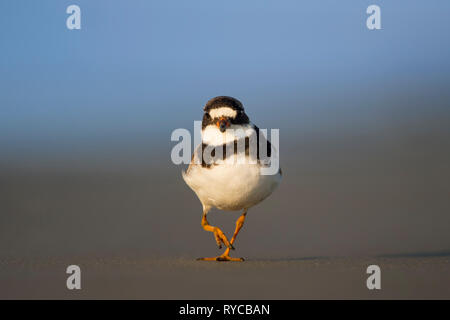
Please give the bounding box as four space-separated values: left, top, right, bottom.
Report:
1 255 449 299
1 138 449 299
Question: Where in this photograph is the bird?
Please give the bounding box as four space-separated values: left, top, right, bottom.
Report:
182 96 282 261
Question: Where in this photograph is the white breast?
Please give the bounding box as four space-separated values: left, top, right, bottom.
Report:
183 122 281 211
183 161 281 211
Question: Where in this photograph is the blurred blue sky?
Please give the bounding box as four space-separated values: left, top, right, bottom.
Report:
1 1 449 156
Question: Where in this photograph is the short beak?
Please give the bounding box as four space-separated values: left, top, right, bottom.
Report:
217 117 229 133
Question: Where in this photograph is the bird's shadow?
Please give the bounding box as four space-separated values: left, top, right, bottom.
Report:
245 256 328 262
243 250 450 262
377 249 450 258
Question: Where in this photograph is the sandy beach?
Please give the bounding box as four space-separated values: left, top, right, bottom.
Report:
1 133 449 299
1 255 449 299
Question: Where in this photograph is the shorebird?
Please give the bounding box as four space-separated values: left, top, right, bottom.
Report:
182 96 281 261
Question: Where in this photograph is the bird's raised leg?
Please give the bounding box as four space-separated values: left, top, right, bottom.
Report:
200 210 234 251
198 210 247 262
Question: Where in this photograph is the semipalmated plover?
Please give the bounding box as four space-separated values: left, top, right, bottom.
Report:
182 96 281 261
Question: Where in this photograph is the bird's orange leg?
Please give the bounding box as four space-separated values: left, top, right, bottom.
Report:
198 210 247 262
200 213 234 250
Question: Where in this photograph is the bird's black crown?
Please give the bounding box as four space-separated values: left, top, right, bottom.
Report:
203 96 245 113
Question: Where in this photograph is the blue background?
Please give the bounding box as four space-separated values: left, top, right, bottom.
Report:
1 1 449 159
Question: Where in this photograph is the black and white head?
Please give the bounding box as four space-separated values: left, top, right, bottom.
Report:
202 96 250 133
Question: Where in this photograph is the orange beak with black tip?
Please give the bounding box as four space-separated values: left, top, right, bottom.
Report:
216 117 230 133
